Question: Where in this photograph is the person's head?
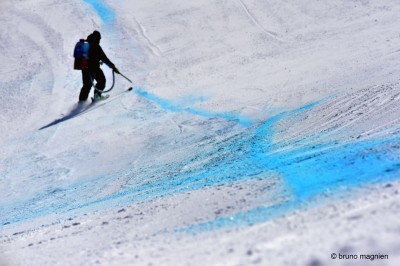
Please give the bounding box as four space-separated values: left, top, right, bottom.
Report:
92 31 101 42
87 30 101 44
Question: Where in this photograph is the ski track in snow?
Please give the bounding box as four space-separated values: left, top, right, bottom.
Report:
131 16 163 57
237 0 280 41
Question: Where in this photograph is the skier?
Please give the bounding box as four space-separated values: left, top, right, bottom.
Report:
79 30 119 102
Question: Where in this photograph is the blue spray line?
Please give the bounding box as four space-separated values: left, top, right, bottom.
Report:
182 104 400 232
133 88 255 127
83 0 116 25
183 139 400 232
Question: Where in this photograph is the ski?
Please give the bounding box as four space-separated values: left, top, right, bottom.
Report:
91 87 133 103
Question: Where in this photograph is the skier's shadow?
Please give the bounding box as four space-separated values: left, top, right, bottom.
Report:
39 103 94 130
39 88 133 130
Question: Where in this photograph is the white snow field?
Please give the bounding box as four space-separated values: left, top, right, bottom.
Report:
1 0 400 265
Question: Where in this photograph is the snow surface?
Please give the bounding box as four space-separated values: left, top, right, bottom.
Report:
1 0 400 265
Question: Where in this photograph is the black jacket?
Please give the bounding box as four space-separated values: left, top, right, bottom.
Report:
87 33 115 70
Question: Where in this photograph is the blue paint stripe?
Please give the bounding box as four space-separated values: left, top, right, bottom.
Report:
182 104 400 232
134 88 255 127
84 0 115 24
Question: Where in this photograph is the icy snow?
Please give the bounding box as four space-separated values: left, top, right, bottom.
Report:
1 0 400 265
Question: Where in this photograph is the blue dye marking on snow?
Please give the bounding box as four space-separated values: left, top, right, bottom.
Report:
185 138 400 231
134 88 255 126
182 105 400 232
84 0 115 24
1 98 400 229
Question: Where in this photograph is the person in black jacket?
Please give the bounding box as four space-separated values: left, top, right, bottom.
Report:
79 30 119 101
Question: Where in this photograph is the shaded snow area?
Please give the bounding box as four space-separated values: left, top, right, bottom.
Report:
1 0 400 265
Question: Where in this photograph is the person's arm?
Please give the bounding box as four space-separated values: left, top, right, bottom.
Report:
99 46 119 73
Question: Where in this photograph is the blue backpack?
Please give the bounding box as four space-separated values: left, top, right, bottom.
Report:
73 39 90 70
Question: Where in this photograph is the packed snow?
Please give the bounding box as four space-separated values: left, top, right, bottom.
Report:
1 0 400 265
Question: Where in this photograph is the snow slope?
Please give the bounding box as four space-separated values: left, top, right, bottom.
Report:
1 0 400 265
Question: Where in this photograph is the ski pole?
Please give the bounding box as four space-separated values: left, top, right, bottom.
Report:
117 71 133 84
